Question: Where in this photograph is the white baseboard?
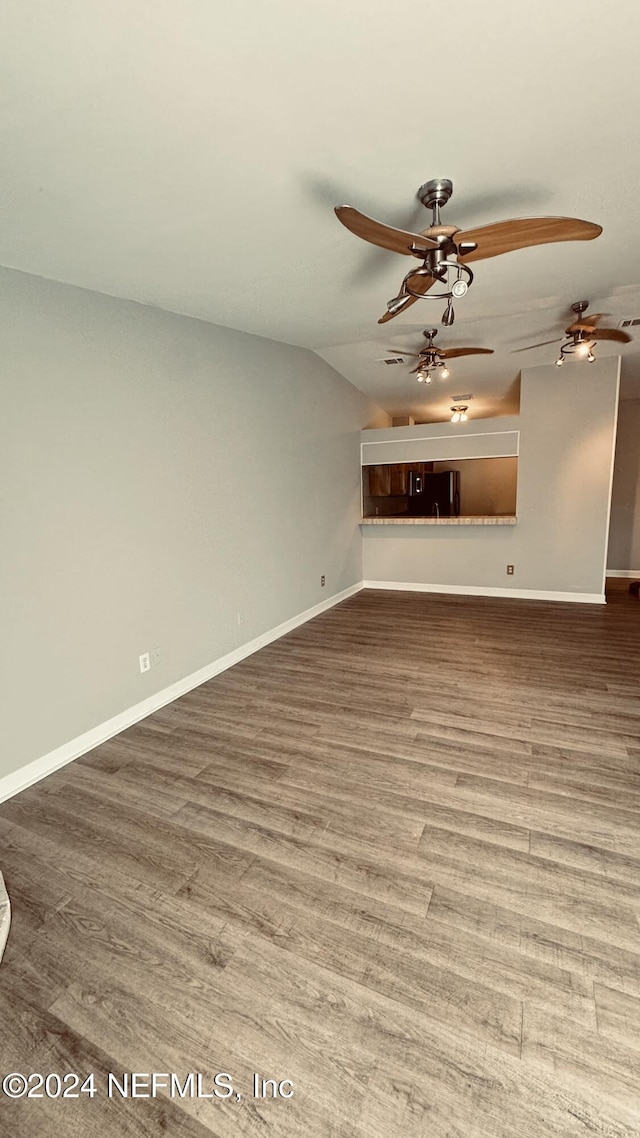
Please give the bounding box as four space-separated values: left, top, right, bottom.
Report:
363 580 606 604
0 581 364 805
606 570 640 579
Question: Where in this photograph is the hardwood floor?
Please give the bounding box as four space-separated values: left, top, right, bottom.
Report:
1 581 640 1136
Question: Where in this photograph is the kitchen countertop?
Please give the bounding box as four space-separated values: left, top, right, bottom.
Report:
360 516 517 525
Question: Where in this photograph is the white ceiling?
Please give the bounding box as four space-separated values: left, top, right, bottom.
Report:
3 0 640 419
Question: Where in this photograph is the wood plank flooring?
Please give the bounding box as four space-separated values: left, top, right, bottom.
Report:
1 580 640 1136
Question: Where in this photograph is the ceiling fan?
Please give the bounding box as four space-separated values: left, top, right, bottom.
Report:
386 328 493 383
335 178 602 326
514 300 632 365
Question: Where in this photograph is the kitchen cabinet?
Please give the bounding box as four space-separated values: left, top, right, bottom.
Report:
366 461 434 498
389 464 408 496
368 464 407 496
367 465 391 497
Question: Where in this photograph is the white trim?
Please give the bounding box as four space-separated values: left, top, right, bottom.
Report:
361 429 520 452
362 580 605 604
601 358 622 595
606 569 640 578
0 582 364 805
361 430 520 464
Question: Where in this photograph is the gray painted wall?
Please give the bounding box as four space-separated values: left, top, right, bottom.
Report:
362 358 620 598
607 398 640 573
0 267 387 779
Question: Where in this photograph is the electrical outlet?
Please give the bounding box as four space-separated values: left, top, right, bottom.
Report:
321 575 326 587
237 611 245 626
507 564 515 576
150 646 162 667
139 652 150 673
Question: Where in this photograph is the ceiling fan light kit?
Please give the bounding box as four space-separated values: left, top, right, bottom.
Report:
386 259 474 327
385 293 414 317
555 339 597 366
415 361 450 384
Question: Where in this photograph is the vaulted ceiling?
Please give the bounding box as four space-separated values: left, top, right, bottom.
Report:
3 0 640 420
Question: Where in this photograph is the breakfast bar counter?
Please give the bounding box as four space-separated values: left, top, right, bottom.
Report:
360 516 517 525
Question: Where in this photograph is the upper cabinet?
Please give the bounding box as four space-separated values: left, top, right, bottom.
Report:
367 465 390 497
388 464 408 496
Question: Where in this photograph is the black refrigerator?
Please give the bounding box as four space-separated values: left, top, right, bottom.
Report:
408 470 460 517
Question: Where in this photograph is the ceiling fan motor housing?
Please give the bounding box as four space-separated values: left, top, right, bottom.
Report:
417 178 454 210
571 300 590 317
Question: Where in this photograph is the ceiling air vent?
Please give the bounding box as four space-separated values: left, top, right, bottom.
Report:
618 318 640 329
375 356 406 367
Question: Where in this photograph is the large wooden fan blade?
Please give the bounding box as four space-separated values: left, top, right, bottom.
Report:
512 338 563 353
455 217 602 263
385 350 422 357
566 313 608 332
377 273 437 324
593 328 632 343
440 347 494 359
335 206 438 256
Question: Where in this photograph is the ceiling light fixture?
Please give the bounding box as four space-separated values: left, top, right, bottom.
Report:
450 404 468 423
555 334 597 365
386 292 412 316
442 299 455 326
414 355 448 383
451 278 469 299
